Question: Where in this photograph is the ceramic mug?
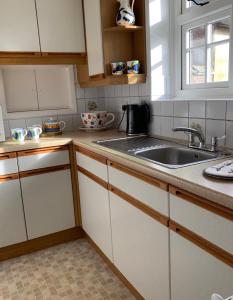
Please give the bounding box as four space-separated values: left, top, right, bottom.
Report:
81 111 115 128
11 128 27 142
27 126 42 140
111 62 126 75
127 60 140 74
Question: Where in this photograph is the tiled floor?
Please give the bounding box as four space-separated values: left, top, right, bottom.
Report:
0 239 135 300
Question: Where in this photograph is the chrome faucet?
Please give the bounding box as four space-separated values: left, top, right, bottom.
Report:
172 127 205 149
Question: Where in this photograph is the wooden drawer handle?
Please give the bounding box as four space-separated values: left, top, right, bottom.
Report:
0 174 19 182
0 153 17 160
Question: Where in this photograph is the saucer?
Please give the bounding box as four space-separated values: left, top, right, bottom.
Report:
79 125 112 132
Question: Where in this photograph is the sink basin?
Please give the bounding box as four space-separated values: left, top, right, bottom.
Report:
94 136 231 169
135 147 218 168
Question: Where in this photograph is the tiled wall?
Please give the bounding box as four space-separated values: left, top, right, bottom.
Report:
3 85 105 137
102 82 233 148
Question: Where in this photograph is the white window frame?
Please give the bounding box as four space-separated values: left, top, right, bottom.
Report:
173 0 233 99
0 65 77 119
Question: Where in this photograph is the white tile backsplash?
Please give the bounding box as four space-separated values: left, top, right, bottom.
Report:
189 101 206 119
206 100 226 120
226 101 233 121
173 117 189 140
226 121 233 147
26 118 43 128
150 116 161 136
160 117 174 138
206 119 226 144
161 102 173 117
9 119 27 130
174 101 189 118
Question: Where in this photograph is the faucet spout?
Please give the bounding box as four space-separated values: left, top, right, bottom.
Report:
172 127 205 147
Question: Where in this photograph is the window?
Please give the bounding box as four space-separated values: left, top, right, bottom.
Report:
174 0 233 98
0 65 76 119
183 14 231 88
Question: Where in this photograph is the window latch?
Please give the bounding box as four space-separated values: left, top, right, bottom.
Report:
187 0 210 6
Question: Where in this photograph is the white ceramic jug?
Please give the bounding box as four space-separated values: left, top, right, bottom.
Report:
116 0 135 26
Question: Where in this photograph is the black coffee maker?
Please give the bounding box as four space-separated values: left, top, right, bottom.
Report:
122 103 151 135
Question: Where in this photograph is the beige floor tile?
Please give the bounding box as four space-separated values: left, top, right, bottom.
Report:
0 239 135 300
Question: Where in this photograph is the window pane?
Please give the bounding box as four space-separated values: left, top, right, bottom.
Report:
208 18 230 43
207 43 229 82
189 48 206 84
188 26 205 48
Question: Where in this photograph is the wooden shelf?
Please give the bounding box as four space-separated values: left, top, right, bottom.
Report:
78 69 146 88
104 26 144 32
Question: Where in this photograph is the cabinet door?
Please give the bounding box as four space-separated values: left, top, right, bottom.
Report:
83 0 104 76
21 170 75 239
170 232 233 300
36 0 85 53
0 0 40 52
78 172 113 261
110 192 170 300
0 179 27 248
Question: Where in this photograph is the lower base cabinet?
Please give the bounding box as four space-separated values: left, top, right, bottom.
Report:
110 192 170 300
0 179 27 248
21 170 75 239
170 232 233 300
78 172 113 261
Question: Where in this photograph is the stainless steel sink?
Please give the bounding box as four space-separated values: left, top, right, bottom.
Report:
135 147 218 168
94 136 232 169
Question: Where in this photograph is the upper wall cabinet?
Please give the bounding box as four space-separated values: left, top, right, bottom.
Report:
35 0 85 53
78 0 147 87
83 0 104 77
0 0 40 52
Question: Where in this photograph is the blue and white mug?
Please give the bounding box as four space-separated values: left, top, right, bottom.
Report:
27 126 42 140
11 128 27 142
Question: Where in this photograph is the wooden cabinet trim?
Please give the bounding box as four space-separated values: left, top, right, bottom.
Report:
109 184 169 227
0 152 17 160
0 174 19 182
169 220 233 268
108 161 168 191
169 186 233 222
76 146 107 165
19 165 70 178
0 227 85 263
77 165 108 190
17 145 69 157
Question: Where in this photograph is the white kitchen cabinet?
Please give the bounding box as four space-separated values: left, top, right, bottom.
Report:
78 171 113 261
18 148 70 172
36 0 85 53
170 231 233 300
76 151 108 181
108 164 169 216
0 153 18 176
21 170 75 239
3 69 39 113
83 0 104 76
110 192 170 300
0 178 27 248
0 0 40 52
170 193 233 255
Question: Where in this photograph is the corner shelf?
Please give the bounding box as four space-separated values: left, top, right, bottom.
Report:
78 72 146 88
104 26 144 32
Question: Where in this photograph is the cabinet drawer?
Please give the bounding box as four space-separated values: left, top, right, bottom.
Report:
108 164 169 217
0 153 18 176
76 151 108 182
170 191 233 255
18 147 70 171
